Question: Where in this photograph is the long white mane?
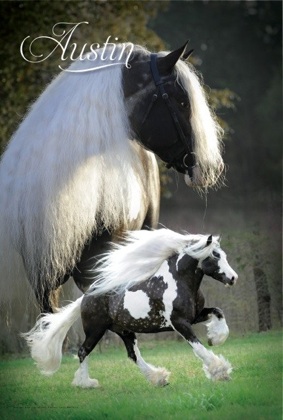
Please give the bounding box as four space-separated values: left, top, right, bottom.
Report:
0 45 152 299
89 228 219 295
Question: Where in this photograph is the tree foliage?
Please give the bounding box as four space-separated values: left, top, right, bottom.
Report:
0 0 166 150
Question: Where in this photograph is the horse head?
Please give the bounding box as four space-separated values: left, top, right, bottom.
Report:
200 236 238 286
123 43 224 189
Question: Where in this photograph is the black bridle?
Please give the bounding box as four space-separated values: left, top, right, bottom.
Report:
141 53 196 177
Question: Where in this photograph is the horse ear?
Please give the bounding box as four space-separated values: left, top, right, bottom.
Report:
182 48 194 61
158 41 189 74
206 235 213 247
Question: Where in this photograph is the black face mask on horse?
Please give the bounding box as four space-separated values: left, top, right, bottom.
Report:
123 42 224 184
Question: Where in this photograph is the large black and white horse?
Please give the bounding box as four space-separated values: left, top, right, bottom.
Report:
0 42 224 312
23 228 238 387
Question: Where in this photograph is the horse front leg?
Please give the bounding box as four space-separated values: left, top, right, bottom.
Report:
116 330 170 386
194 307 229 346
172 317 232 381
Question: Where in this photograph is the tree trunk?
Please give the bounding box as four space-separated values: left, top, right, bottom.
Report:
253 255 272 332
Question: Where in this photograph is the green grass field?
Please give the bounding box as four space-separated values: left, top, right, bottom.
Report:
0 331 282 419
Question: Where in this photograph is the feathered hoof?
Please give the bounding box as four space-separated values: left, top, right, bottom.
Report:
72 368 100 388
203 355 232 382
72 376 100 388
146 367 171 387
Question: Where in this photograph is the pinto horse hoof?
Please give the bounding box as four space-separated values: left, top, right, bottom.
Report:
146 367 171 387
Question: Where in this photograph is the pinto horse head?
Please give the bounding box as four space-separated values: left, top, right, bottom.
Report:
200 236 238 286
123 43 224 189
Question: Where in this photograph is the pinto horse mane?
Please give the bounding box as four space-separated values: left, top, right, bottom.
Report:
89 228 220 295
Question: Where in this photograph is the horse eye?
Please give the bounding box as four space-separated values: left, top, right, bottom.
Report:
180 101 189 108
213 251 220 259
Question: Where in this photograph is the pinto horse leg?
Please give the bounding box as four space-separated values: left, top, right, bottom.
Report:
194 307 229 346
172 317 232 381
116 330 170 386
72 294 111 388
72 356 100 389
72 327 106 388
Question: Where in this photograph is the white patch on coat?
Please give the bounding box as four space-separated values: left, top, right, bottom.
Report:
123 290 151 319
155 261 178 327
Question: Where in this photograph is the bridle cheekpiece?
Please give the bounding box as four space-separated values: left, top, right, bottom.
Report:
146 53 196 177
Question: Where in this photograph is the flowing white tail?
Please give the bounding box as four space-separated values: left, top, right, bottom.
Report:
22 296 83 375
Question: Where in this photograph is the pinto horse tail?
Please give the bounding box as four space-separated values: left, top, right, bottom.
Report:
21 296 83 375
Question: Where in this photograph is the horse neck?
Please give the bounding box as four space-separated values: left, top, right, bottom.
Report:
171 253 204 291
194 267 205 289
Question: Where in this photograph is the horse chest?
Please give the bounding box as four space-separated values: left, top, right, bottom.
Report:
109 271 178 333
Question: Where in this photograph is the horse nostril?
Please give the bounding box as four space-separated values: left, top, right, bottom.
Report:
230 275 238 285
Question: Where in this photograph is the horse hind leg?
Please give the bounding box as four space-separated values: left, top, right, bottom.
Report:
72 336 104 389
117 330 170 387
72 356 99 389
72 323 107 388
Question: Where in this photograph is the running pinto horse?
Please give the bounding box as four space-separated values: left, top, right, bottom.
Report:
0 41 224 314
23 228 238 388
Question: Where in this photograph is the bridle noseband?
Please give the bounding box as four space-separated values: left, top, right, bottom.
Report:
141 53 196 177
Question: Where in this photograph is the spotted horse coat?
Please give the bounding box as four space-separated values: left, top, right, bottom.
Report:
22 232 237 388
77 252 235 387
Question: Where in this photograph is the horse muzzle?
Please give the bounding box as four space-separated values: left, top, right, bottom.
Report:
223 274 238 287
214 271 238 287
184 164 203 187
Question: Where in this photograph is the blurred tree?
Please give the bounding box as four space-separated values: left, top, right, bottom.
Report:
0 0 166 151
253 254 271 332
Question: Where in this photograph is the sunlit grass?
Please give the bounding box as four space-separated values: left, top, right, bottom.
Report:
0 331 281 419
